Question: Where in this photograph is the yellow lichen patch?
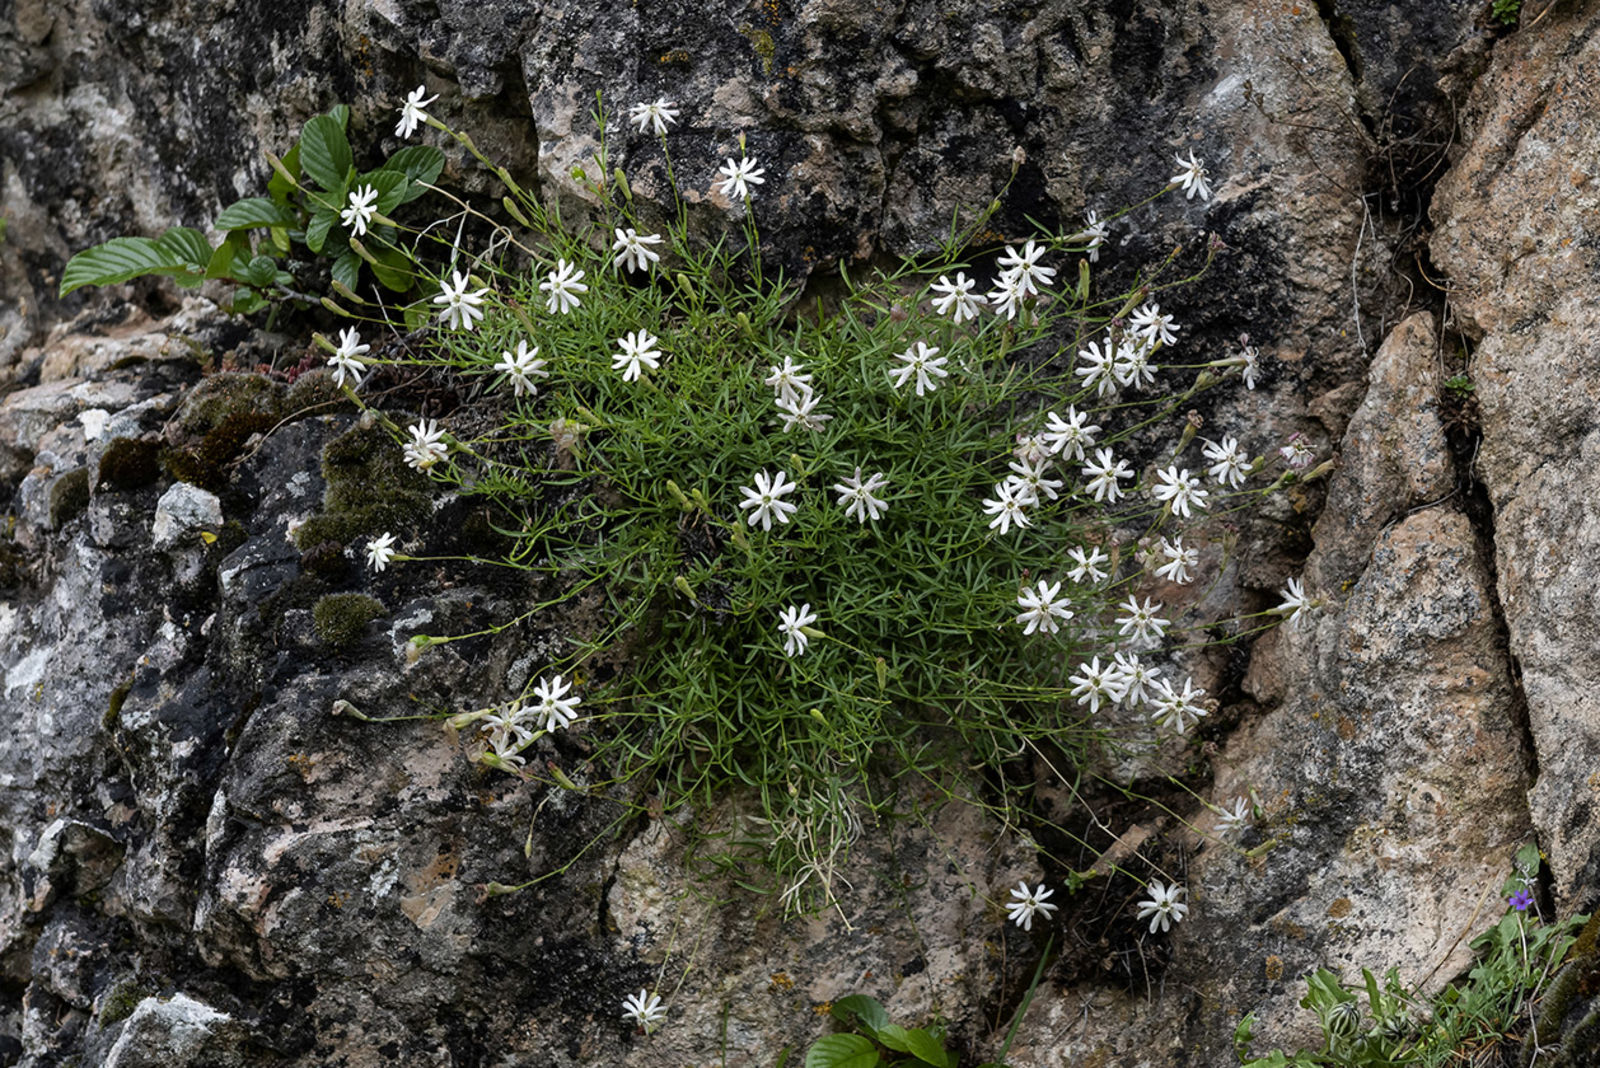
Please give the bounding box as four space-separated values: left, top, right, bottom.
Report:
768 972 795 992
1326 897 1353 918
1265 954 1284 980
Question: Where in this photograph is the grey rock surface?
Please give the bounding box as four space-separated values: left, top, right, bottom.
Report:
2 0 1588 1066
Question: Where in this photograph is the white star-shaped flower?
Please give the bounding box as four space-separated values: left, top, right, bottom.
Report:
986 272 1028 321
996 240 1056 296
366 532 397 572
612 228 663 273
1151 465 1209 518
1215 797 1252 838
1274 576 1318 630
1066 545 1110 583
777 603 819 657
1074 341 1118 398
832 466 890 524
1136 880 1189 933
1005 881 1059 931
1128 302 1180 348
1081 447 1132 503
530 673 582 733
1202 435 1248 488
340 184 379 237
395 85 438 140
493 340 549 397
888 341 949 397
764 357 813 406
981 482 1032 535
1015 580 1073 636
738 469 799 531
775 387 832 433
612 330 663 382
1042 407 1100 462
402 418 449 471
716 155 766 199
541 258 588 315
327 327 369 388
1113 340 1158 389
1075 210 1109 262
929 272 986 323
1005 457 1063 506
433 271 490 331
1115 596 1170 645
1111 651 1161 707
1069 656 1126 714
1153 536 1198 584
1150 676 1207 734
1170 150 1212 201
628 98 680 136
621 989 667 1032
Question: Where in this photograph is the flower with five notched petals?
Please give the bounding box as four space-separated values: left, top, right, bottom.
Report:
327 327 369 388
1006 881 1059 930
341 184 378 237
395 84 438 139
628 98 679 136
738 469 799 531
433 271 490 331
777 603 819 657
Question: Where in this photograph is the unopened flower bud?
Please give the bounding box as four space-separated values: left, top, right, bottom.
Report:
503 196 532 227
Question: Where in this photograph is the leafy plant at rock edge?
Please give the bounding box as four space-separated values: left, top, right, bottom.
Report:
59 103 444 317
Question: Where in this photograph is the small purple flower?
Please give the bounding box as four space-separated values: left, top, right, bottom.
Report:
1509 888 1534 912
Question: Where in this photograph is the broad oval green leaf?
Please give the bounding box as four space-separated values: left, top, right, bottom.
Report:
215 197 299 231
804 1034 879 1068
305 208 337 254
300 113 353 192
830 996 889 1037
355 169 410 215
903 1028 951 1067
245 255 278 289
155 227 214 275
330 251 360 294
873 1024 912 1053
382 145 445 202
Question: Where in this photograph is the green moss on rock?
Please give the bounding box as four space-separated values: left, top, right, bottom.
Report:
96 437 164 490
292 416 432 551
98 979 150 1029
312 593 387 649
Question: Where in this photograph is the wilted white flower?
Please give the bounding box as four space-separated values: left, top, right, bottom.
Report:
1215 797 1252 838
628 98 679 136
1279 434 1315 470
1274 576 1317 629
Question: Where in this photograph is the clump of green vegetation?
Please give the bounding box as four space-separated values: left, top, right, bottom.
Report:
98 979 151 1029
1491 0 1523 26
1237 845 1588 1066
312 592 387 649
292 416 434 550
96 437 164 490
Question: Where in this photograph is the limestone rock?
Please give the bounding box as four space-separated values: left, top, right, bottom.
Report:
151 483 223 550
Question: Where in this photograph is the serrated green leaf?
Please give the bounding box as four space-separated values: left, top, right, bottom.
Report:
305 209 338 255
268 143 301 203
804 1034 879 1068
300 114 353 192
383 145 445 201
331 251 360 294
831 996 889 1037
60 237 179 296
215 197 299 230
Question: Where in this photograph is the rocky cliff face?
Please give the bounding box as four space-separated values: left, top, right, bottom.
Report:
7 0 1595 1065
